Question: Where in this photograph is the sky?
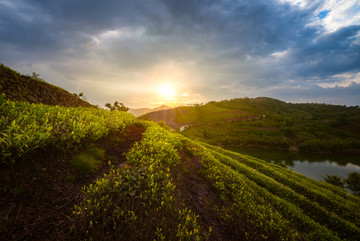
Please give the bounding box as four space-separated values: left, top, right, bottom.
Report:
0 0 359 108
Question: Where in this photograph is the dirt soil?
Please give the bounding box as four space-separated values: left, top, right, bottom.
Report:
0 124 145 241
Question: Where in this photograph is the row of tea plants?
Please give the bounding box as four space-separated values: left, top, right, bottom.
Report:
0 94 135 165
72 124 210 240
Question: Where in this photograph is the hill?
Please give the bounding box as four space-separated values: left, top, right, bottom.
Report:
0 64 93 108
1 95 360 240
128 105 171 117
1 66 360 240
140 97 360 153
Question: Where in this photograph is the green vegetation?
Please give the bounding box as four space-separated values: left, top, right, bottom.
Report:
2 96 360 240
0 93 134 166
323 173 360 195
72 125 209 240
143 97 360 153
70 147 105 174
197 143 360 239
0 63 22 80
323 174 345 188
0 63 68 93
345 172 360 196
105 101 129 112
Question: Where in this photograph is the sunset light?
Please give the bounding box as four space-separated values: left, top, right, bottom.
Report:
158 84 177 99
2 0 360 239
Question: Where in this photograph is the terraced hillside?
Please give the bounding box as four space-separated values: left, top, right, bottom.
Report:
1 96 359 240
0 64 94 108
140 98 360 153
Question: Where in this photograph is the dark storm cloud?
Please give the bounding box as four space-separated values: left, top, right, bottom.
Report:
293 25 360 77
0 0 313 58
0 1 139 56
0 0 359 106
0 2 59 53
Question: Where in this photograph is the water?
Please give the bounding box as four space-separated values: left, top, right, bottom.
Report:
228 147 360 181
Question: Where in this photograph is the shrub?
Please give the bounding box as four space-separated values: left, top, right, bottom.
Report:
323 175 344 188
344 172 360 196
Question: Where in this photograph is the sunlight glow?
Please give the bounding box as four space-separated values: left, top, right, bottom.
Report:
158 84 177 98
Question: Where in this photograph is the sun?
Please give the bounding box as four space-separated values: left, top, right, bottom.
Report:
158 84 177 98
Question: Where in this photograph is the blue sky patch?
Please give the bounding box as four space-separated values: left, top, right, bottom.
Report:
316 10 331 19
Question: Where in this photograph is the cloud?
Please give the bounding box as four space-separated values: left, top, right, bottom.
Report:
280 25 360 79
318 72 360 88
0 0 359 107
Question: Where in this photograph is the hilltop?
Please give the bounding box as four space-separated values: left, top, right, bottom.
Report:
140 97 360 153
1 66 360 240
128 105 171 117
0 64 93 108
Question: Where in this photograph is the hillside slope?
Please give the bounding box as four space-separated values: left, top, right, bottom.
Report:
140 97 360 153
1 96 359 240
0 64 93 108
1 66 359 240
128 105 171 117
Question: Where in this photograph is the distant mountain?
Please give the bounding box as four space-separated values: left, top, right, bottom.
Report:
129 105 171 117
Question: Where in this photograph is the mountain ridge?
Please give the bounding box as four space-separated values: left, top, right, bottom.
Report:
128 104 171 117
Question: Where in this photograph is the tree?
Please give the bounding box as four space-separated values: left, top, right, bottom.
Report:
344 172 360 196
32 72 40 79
73 92 87 101
105 101 129 112
113 101 129 112
105 103 114 111
323 174 344 188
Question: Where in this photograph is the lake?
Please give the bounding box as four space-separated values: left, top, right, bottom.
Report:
229 148 360 181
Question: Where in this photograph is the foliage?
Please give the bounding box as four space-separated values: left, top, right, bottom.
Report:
155 97 360 153
0 63 22 78
183 140 301 240
190 141 360 240
31 72 41 80
201 143 360 226
105 101 129 112
323 174 344 188
2 89 360 240
72 125 208 240
345 172 360 196
156 120 171 130
0 94 135 165
73 92 87 101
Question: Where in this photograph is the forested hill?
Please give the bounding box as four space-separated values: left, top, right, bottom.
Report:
140 97 360 153
0 64 94 108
